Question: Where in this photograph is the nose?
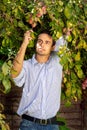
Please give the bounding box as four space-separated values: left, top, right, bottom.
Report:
39 41 44 47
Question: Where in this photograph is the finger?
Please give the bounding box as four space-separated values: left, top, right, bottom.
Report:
29 29 33 32
26 30 33 33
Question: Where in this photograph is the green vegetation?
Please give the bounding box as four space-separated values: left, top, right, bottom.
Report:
0 0 87 129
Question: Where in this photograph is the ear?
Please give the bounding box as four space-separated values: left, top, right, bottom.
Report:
51 45 55 51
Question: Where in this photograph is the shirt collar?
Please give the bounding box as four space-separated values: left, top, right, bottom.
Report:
31 54 52 65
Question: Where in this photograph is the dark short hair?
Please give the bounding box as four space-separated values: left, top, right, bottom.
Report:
38 30 56 46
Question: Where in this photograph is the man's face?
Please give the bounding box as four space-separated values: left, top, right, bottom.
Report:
36 33 54 56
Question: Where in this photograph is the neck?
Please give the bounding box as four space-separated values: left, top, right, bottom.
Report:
35 54 50 63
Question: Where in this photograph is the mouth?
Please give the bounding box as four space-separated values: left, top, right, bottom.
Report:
38 47 45 52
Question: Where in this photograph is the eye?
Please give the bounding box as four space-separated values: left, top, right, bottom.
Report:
37 39 43 44
45 41 50 44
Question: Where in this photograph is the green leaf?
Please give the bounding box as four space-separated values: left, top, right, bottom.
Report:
2 62 9 76
28 40 34 48
71 72 77 80
59 125 70 130
0 72 4 81
0 3 6 12
2 38 10 47
75 52 81 61
84 5 87 16
77 88 82 99
61 92 66 100
65 84 71 97
65 100 72 107
1 123 7 130
64 3 73 19
2 78 11 93
18 21 25 28
71 86 77 95
77 69 84 78
65 35 72 42
0 103 4 112
0 60 4 67
7 60 12 67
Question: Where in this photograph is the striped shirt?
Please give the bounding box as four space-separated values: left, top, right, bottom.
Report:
13 37 65 119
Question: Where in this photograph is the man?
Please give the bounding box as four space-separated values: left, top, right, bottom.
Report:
11 30 64 130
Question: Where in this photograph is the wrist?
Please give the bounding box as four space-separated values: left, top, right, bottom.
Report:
22 41 28 48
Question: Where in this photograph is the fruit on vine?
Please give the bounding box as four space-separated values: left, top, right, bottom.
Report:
36 6 47 18
31 22 37 28
28 17 34 24
42 6 47 14
36 8 43 17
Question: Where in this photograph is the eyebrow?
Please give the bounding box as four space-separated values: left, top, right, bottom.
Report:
37 38 51 43
37 38 42 41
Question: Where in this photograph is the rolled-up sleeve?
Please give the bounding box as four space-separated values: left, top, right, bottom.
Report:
13 68 26 87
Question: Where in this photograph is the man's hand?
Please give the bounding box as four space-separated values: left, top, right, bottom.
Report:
23 30 33 46
11 30 33 78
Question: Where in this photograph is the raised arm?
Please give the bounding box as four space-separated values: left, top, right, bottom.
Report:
11 30 33 78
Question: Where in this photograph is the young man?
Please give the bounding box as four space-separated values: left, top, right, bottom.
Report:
11 30 63 130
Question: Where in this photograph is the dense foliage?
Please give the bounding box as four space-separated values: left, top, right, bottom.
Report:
0 0 87 129
0 103 10 130
0 0 87 105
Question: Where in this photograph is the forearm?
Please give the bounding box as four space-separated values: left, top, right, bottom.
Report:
11 30 33 78
11 42 27 78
